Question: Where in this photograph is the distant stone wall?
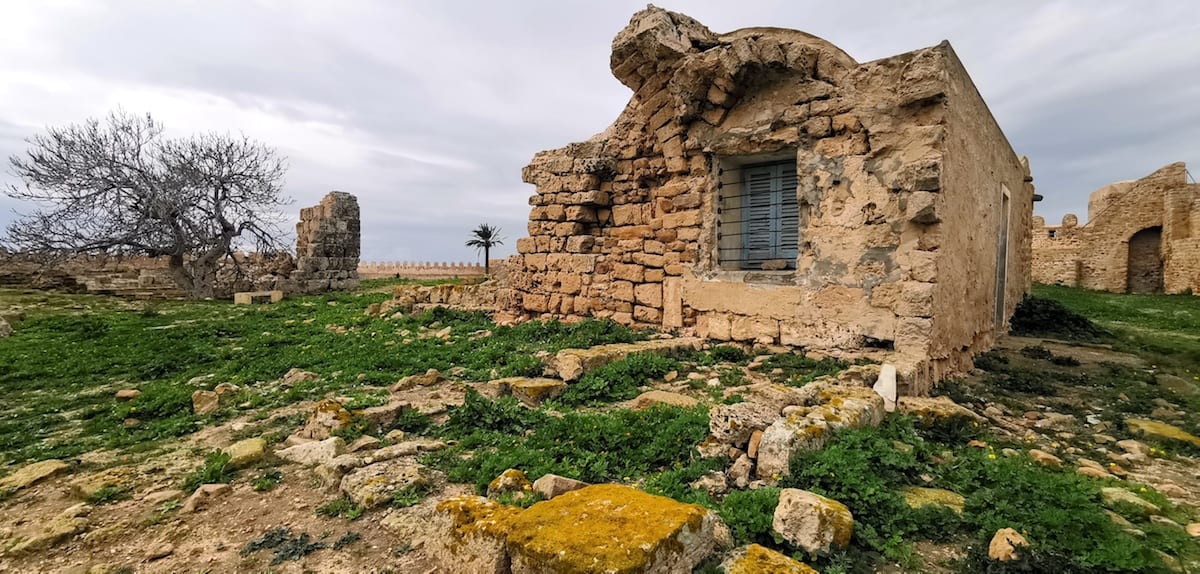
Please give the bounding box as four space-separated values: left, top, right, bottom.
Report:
292 191 361 293
357 260 505 280
1032 163 1200 294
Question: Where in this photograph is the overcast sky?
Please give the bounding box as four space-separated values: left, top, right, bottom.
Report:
2 1 1198 263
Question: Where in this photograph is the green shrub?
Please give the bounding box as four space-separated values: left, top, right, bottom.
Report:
762 353 849 386
441 391 548 439
1010 296 1106 342
180 451 237 493
252 469 284 492
717 488 783 547
392 483 435 508
556 352 680 406
429 402 710 492
86 485 131 505
315 497 364 520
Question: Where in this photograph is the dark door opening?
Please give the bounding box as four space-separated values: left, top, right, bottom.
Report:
1127 226 1164 293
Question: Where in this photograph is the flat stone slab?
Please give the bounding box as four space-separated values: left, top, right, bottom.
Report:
233 290 283 304
340 459 433 509
0 459 70 492
488 377 566 407
1125 418 1200 449
547 337 703 382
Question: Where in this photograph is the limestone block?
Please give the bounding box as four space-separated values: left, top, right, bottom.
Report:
635 283 663 307
222 438 267 468
506 485 722 574
897 396 984 428
709 401 782 448
275 437 346 466
340 459 433 508
191 390 219 415
296 398 354 440
772 489 853 554
431 496 521 574
906 191 940 224
988 528 1027 562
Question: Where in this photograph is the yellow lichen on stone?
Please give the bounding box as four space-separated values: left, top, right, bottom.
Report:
1125 418 1200 448
487 468 533 497
505 484 712 573
901 486 965 513
725 544 819 574
436 495 522 539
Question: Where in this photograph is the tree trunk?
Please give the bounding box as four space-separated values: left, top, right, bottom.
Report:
484 246 490 276
166 253 197 297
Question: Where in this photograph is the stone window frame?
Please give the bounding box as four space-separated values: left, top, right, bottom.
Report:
702 150 802 284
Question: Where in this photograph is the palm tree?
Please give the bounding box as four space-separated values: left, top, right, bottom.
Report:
466 223 504 276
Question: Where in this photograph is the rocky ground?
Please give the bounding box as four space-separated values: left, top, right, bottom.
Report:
0 284 1198 573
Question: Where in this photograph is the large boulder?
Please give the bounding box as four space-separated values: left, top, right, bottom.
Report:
431 496 523 574
772 489 854 554
505 484 722 573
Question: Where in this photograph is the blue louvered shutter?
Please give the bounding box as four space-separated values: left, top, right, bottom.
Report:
741 165 775 267
776 163 799 263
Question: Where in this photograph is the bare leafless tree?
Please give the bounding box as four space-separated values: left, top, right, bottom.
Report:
3 110 290 298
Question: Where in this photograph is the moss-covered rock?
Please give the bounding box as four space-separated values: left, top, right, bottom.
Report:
901 486 965 513
339 459 432 509
721 544 819 574
0 459 70 492
487 469 533 498
1125 418 1200 449
506 484 721 573
489 377 566 407
431 495 523 574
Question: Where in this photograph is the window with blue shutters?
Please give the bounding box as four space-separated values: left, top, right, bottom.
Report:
717 159 799 270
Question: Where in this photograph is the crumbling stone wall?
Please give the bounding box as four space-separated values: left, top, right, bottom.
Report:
504 7 1033 391
290 191 361 293
1032 163 1200 294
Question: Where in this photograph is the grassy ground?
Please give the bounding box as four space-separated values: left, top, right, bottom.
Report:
1 283 1198 573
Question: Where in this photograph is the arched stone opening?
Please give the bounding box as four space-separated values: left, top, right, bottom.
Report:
1127 226 1163 293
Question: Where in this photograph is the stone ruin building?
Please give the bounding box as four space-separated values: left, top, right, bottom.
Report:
0 191 361 298
289 191 361 293
503 6 1035 392
1032 163 1200 294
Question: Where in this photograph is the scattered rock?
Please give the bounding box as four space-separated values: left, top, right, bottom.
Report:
728 454 753 490
0 459 71 491
720 544 819 574
758 386 885 480
1150 515 1183 529
143 489 185 505
487 469 533 498
6 504 89 554
747 430 764 460
1100 487 1160 516
275 437 346 466
114 389 140 401
988 528 1027 562
901 487 965 513
296 399 354 440
357 401 410 429
709 401 783 449
1157 482 1187 499
689 472 728 495
391 369 447 392
281 368 320 387
1076 466 1113 480
1125 419 1200 448
898 396 985 427
213 382 239 396
191 390 219 415
223 438 267 468
144 542 174 561
1116 439 1152 457
340 459 432 508
1187 523 1200 538
772 488 854 554
1028 449 1063 469
631 390 699 409
365 303 382 316
181 483 230 513
490 377 567 407
346 435 382 453
531 474 589 500
1034 412 1076 430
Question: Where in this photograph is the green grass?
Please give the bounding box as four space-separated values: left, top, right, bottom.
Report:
425 393 711 493
0 286 648 466
180 451 237 493
315 497 364 520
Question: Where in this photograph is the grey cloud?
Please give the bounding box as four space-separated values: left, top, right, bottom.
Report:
1 1 1198 260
